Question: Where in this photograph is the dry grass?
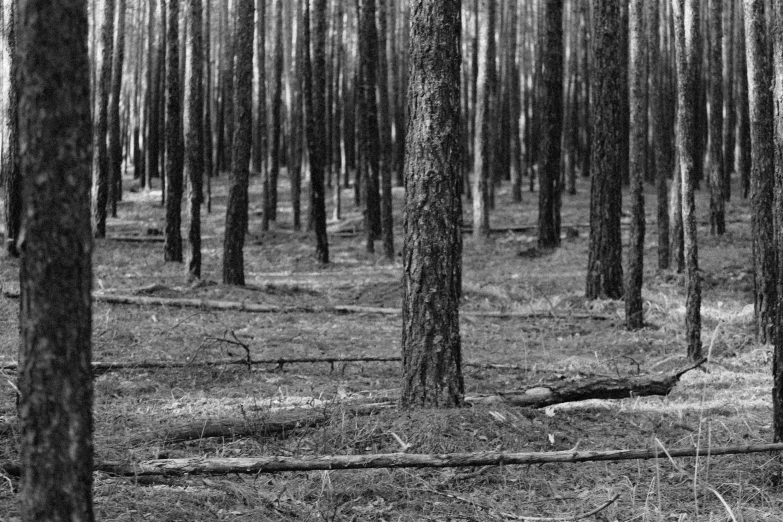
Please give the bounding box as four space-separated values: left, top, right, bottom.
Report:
0 173 781 520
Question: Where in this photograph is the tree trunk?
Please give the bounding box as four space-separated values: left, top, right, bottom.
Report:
771 0 783 447
253 0 266 175
377 0 394 261
107 0 126 218
650 0 670 270
223 0 254 285
144 0 160 192
721 0 734 202
91 0 115 238
401 0 463 409
185 0 203 280
707 0 724 235
3 0 21 257
736 2 750 199
16 0 94 518
202 0 213 212
585 0 623 300
305 0 329 263
744 0 776 344
289 0 304 230
472 0 494 239
164 0 183 262
626 0 646 330
673 0 702 361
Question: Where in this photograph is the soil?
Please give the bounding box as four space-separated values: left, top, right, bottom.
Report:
0 172 779 521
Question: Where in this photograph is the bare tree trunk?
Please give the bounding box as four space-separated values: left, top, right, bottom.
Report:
144 0 160 192
378 0 394 261
185 0 203 280
267 0 283 228
472 0 494 239
707 0 724 235
626 0 646 329
203 0 213 213
736 2 750 199
108 0 126 218
16 0 94 518
744 0 776 344
253 0 266 175
673 0 702 361
223 0 254 285
3 0 21 257
721 0 734 202
401 0 463 409
650 0 670 270
163 0 183 262
586 0 623 300
92 0 115 238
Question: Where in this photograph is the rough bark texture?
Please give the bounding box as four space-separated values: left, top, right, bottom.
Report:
471 0 493 238
107 0 126 218
673 0 702 361
649 0 669 270
772 0 783 446
745 0 775 344
626 0 646 330
253 0 266 175
222 0 254 285
537 0 563 249
16 0 94 519
401 0 464 408
267 0 283 226
707 0 724 235
144 0 160 192
736 5 751 199
305 0 329 263
721 0 735 202
185 0 203 280
91 0 115 238
164 0 183 262
586 0 623 300
377 0 394 261
3 0 21 257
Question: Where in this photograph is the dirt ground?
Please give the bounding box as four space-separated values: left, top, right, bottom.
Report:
0 171 779 521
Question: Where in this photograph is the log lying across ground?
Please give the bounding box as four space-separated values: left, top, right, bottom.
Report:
475 357 707 408
3 442 779 478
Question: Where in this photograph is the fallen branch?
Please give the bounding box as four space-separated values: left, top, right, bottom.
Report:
0 442 775 477
106 235 165 243
476 358 706 408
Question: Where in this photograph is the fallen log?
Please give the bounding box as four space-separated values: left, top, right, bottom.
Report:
106 235 165 243
0 442 773 477
475 358 706 408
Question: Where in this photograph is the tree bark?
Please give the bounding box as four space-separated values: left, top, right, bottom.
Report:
736 3 750 199
107 0 126 218
626 0 646 330
772 0 783 447
163 0 183 262
585 0 623 300
91 0 115 238
266 0 283 228
472 0 494 239
185 0 203 280
16 0 94 518
377 0 394 261
253 0 266 175
222 0 253 285
650 0 670 270
537 0 563 249
305 0 329 263
707 0 724 235
721 0 735 202
3 0 21 257
745 0 775 344
401 0 464 408
144 0 160 192
673 0 702 361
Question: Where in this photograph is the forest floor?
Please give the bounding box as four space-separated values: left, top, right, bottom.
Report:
0 170 778 521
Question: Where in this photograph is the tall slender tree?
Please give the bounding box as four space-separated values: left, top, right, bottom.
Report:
586 0 623 299
707 0 724 235
626 0 646 329
107 0 126 217
16 0 94 518
771 0 783 445
378 0 394 261
472 0 494 238
3 0 20 257
185 0 203 280
745 0 775 344
650 0 670 270
401 0 463 408
164 0 183 262
673 0 702 360
91 0 115 238
721 0 735 202
266 0 283 229
537 0 563 249
223 0 254 284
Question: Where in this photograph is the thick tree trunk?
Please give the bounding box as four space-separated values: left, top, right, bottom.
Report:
472 0 494 239
626 0 646 330
537 0 563 249
163 0 183 262
107 0 126 218
586 0 623 300
305 0 329 263
744 0 775 344
16 0 94 518
3 0 20 257
91 0 115 238
185 0 203 280
772 0 783 447
707 0 724 235
673 0 702 361
223 0 254 285
401 0 463 408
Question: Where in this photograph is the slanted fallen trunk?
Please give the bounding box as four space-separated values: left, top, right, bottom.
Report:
474 358 707 408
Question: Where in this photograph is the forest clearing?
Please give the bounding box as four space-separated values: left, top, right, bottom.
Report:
1 173 778 520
